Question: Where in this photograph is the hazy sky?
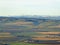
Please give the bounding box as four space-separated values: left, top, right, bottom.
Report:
0 0 60 16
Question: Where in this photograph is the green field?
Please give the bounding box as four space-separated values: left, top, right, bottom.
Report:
10 42 47 45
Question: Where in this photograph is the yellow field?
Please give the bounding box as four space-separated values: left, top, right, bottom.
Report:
5 21 33 26
36 32 60 34
32 32 60 40
32 37 60 40
0 32 11 35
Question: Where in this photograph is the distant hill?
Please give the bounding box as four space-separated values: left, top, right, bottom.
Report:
0 16 60 23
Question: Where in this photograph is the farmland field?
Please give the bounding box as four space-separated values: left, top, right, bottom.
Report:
0 16 60 45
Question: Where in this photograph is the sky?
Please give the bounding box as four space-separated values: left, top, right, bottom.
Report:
0 0 60 16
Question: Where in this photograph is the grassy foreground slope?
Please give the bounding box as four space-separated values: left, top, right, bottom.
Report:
10 42 47 45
